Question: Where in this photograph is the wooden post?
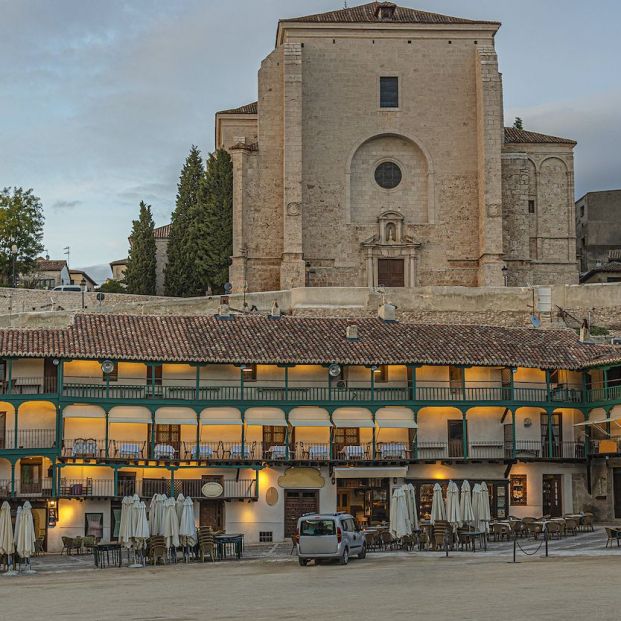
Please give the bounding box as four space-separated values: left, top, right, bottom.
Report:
511 410 516 459
462 410 468 459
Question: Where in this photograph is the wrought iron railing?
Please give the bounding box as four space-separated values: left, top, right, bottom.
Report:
0 429 56 449
0 376 57 395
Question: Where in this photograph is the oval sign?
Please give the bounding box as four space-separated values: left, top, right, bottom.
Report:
202 482 224 498
266 487 279 506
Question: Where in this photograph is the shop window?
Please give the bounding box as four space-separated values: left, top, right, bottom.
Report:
510 474 527 506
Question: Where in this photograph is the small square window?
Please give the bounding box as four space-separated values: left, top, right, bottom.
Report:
259 531 273 543
380 76 398 108
528 200 536 214
241 363 257 381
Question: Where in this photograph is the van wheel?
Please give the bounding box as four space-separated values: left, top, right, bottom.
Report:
339 548 349 565
358 544 367 560
298 557 309 566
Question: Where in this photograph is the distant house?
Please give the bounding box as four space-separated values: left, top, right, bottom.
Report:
109 258 128 282
153 224 171 296
32 258 71 289
580 250 621 284
68 269 97 291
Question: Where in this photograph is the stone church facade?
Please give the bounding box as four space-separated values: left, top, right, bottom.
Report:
215 2 578 293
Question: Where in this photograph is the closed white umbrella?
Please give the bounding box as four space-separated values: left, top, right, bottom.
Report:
430 483 446 524
16 502 36 573
179 497 196 561
129 499 150 568
13 506 22 547
163 497 180 550
480 482 492 533
390 487 411 539
402 484 419 531
446 481 461 530
118 496 134 548
176 494 185 523
156 494 167 536
472 483 484 531
148 495 160 534
0 501 17 576
460 480 475 527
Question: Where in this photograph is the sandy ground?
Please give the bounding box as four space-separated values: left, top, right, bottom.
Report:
2 544 621 621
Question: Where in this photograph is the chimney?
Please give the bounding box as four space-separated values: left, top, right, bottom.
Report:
579 318 590 342
217 295 231 320
378 303 397 323
269 300 281 320
346 324 359 341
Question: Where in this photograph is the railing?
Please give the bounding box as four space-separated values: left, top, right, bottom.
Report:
59 378 590 405
587 384 621 403
179 478 257 499
0 480 11 496
512 440 585 459
59 478 115 497
62 438 108 458
416 442 449 460
0 429 56 450
468 441 507 459
590 438 621 456
16 478 53 496
0 377 57 395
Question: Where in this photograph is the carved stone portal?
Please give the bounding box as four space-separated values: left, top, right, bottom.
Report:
361 210 420 288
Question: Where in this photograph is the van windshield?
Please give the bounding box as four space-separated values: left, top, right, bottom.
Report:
300 519 335 536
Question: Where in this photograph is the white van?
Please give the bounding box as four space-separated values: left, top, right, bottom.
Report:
52 285 83 292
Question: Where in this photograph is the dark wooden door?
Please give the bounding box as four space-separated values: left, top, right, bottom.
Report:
117 472 136 496
44 358 57 392
542 474 563 517
448 420 464 458
614 470 621 519
200 500 224 531
333 427 360 454
20 458 42 494
377 258 404 288
262 425 290 455
284 489 319 537
541 413 562 458
155 424 181 454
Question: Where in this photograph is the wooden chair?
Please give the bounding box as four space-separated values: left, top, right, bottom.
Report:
198 528 217 562
546 521 562 540
148 536 168 565
605 527 621 548
61 536 75 555
432 521 451 551
82 536 96 553
491 523 510 542
379 530 395 550
365 531 379 552
564 517 578 536
582 513 594 532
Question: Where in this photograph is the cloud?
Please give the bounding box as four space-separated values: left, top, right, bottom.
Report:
51 199 81 211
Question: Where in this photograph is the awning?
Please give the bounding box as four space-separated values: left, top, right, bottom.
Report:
289 407 332 427
245 407 287 427
155 407 197 425
200 407 242 426
574 412 621 426
375 407 417 429
333 467 408 479
108 406 151 424
332 407 374 428
62 404 105 419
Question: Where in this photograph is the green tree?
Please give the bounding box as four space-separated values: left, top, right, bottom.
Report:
0 187 45 286
513 117 524 130
98 279 126 293
124 201 156 295
203 148 233 293
164 146 205 296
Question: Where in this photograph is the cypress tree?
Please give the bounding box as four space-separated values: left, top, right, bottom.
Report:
124 201 156 295
203 148 233 293
164 146 205 296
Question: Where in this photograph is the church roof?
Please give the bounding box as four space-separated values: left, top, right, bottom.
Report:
153 223 172 239
281 2 500 26
504 127 576 145
216 102 258 115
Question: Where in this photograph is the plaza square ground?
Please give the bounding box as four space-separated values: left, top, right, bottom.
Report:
2 528 621 621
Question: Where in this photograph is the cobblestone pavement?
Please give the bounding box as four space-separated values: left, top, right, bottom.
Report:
3 525 617 576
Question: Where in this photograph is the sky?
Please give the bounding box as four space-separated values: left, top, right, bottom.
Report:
1 0 620 280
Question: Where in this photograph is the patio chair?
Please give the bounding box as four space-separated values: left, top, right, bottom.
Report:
546 522 562 540
34 537 45 556
73 536 84 554
379 530 396 551
432 521 451 551
564 517 578 536
61 536 75 555
491 523 511 542
582 513 594 532
400 534 414 551
198 528 217 563
148 536 167 565
605 527 621 548
82 536 96 554
365 531 379 552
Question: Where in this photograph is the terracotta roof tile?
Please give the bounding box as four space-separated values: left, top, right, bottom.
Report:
153 224 172 239
504 127 576 145
36 258 67 271
282 2 500 26
216 102 258 115
0 313 618 370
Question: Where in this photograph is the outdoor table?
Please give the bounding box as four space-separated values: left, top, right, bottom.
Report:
119 443 141 459
458 530 487 552
230 445 251 459
215 534 244 560
267 445 287 459
380 443 407 459
340 445 365 459
308 446 329 460
94 542 123 568
154 444 176 460
192 444 214 459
